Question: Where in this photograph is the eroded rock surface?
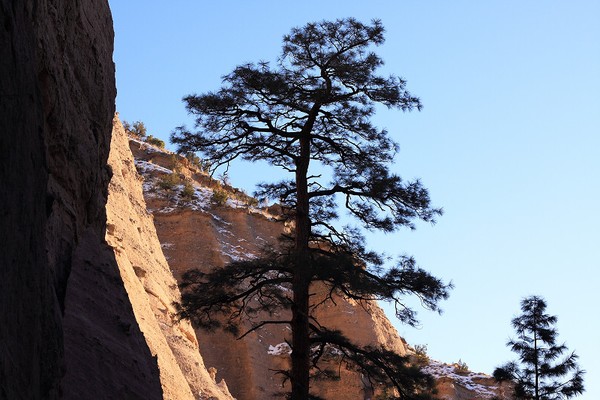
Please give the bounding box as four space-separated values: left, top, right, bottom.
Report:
130 131 513 400
0 1 512 398
130 136 416 400
0 2 161 399
104 116 233 400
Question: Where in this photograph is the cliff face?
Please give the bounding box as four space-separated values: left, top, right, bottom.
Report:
1 2 164 399
129 134 411 400
128 130 511 400
0 2 511 398
103 116 233 400
0 1 125 398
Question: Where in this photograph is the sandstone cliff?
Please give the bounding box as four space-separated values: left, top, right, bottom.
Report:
129 129 409 399
3 2 171 399
104 115 233 400
0 1 152 398
0 1 511 398
127 124 512 400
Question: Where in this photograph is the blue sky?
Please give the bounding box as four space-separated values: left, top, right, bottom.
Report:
109 1 599 397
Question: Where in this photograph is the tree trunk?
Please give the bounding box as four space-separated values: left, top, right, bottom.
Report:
533 307 539 400
291 269 310 399
290 134 312 400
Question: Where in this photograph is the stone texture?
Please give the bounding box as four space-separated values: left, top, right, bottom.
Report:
61 229 162 400
104 116 233 400
131 140 414 400
0 2 58 397
0 1 513 398
0 1 162 399
131 135 513 400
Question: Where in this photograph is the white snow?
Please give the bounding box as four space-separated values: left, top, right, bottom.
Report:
268 343 292 355
135 159 173 175
422 360 498 398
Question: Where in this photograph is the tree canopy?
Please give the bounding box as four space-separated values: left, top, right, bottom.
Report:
173 18 450 400
494 296 585 400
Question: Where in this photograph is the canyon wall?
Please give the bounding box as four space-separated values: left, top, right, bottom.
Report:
0 1 512 398
129 127 513 400
131 134 408 399
0 0 119 397
103 116 233 400
1 2 160 399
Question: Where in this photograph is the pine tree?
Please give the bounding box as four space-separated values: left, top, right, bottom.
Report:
172 18 450 399
494 296 585 400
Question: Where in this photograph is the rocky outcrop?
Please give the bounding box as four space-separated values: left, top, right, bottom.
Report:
104 116 233 400
0 1 511 398
1 1 114 398
0 1 56 395
130 132 512 400
424 361 513 400
130 137 415 400
0 2 161 399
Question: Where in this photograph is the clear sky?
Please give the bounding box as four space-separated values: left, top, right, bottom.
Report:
109 1 599 398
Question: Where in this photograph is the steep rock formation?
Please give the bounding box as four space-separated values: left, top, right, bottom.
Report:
104 116 233 400
129 132 513 400
0 1 512 397
1 2 161 399
130 138 414 399
1 1 116 398
1 2 55 397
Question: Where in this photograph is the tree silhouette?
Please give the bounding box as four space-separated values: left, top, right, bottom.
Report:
494 296 585 400
173 18 450 399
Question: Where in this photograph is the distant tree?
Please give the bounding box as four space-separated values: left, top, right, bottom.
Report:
173 18 450 399
494 296 585 400
123 120 148 137
157 172 180 196
210 188 229 206
131 120 147 137
181 180 196 200
184 151 211 172
145 134 165 149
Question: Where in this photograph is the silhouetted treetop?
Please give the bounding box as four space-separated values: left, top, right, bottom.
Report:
173 18 448 400
494 296 585 400
172 17 439 242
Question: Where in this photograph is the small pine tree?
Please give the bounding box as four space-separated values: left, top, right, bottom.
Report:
454 359 469 375
132 120 147 137
146 135 165 149
211 188 229 206
411 345 430 367
157 173 180 195
181 180 196 200
184 152 203 171
494 296 585 400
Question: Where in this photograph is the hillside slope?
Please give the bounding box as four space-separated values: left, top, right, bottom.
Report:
125 117 512 400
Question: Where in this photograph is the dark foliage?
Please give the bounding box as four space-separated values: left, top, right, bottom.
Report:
178 249 448 334
123 120 148 137
494 296 585 400
145 134 165 149
173 18 450 399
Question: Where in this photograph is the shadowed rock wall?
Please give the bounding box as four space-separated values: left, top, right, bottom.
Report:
0 1 162 399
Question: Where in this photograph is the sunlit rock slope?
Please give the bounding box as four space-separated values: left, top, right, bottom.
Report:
126 117 512 400
105 115 233 400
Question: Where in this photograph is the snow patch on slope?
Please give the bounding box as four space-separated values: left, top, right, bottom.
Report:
423 360 499 399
